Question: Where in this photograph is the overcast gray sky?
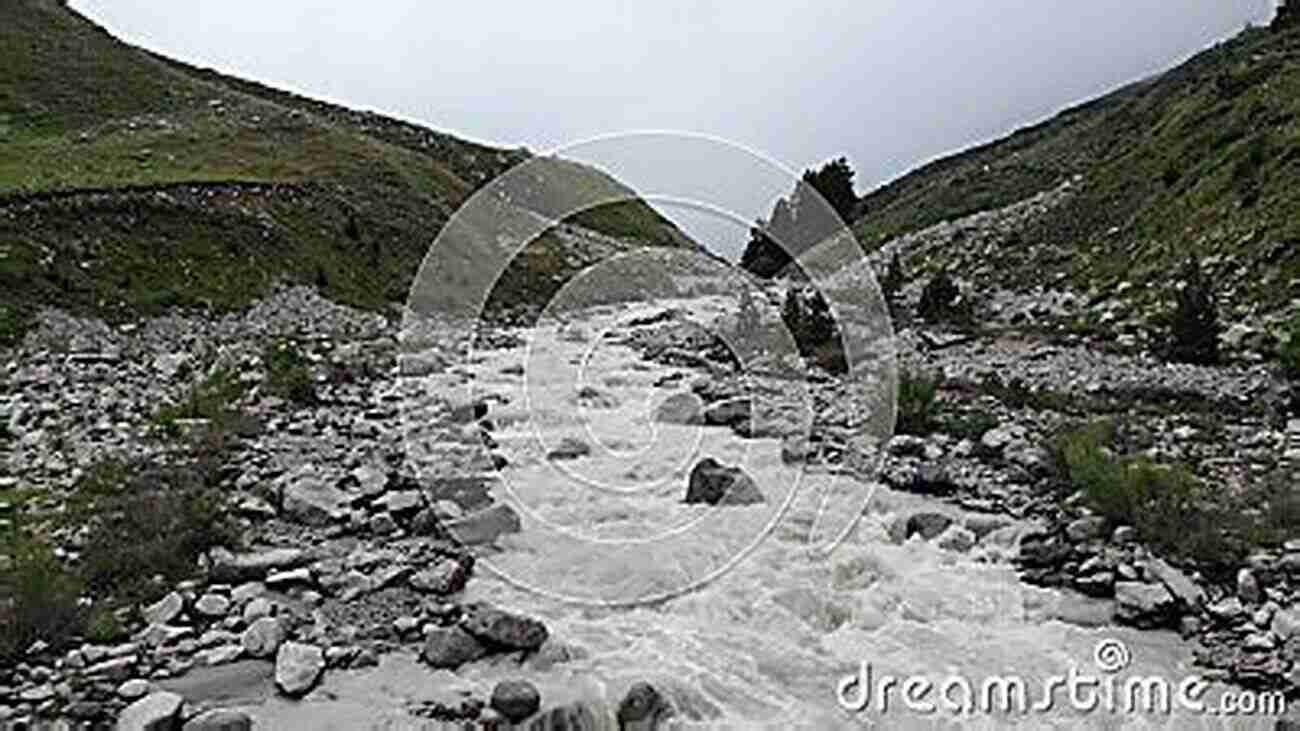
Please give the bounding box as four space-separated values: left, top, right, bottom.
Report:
72 0 1278 259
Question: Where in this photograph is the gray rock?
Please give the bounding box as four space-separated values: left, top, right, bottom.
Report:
1142 557 1205 609
702 398 751 428
546 436 591 460
654 392 703 425
1238 568 1262 604
142 593 184 627
1065 516 1108 542
444 503 521 545
1114 581 1176 628
617 682 672 730
935 525 976 552
241 618 285 659
684 458 764 506
116 691 184 731
181 709 253 731
489 679 541 723
194 595 230 619
117 679 152 701
904 512 953 541
1272 607 1300 641
381 490 423 517
461 603 549 650
208 548 308 583
280 470 350 526
408 560 468 595
421 627 488 669
274 642 325 697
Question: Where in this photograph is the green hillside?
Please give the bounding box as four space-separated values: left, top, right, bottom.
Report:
846 14 1300 319
0 0 694 333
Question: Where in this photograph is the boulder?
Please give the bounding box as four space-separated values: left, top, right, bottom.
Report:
1114 581 1176 628
617 682 673 730
683 458 765 506
904 512 953 541
142 593 184 627
181 709 253 731
421 627 488 669
279 469 350 526
489 679 541 723
116 691 184 731
703 399 751 428
546 436 591 461
461 603 549 650
444 503 521 545
208 548 309 583
409 560 468 595
654 392 703 425
241 618 285 659
1142 557 1205 609
274 642 325 697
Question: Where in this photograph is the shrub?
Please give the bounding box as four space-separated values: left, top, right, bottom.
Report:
937 408 998 441
780 286 845 373
917 269 973 326
154 362 249 435
880 252 905 320
897 369 942 435
1048 420 1237 564
1278 314 1300 381
1162 258 1221 366
0 538 85 662
263 340 317 405
69 456 239 604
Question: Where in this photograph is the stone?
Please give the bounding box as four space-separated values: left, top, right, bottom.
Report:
910 464 957 496
461 603 548 650
1112 526 1137 544
546 436 591 460
241 618 285 659
194 595 230 619
381 490 423 517
1238 568 1262 604
280 471 350 526
199 645 243 667
1142 557 1204 609
935 525 976 552
181 709 253 731
274 642 325 697
702 398 751 428
421 627 488 669
904 512 953 541
116 691 184 731
780 434 815 464
444 504 521 545
683 458 765 506
1114 581 1176 628
207 548 308 583
617 682 672 729
230 582 266 605
117 679 152 701
408 560 468 595
242 598 274 622
1074 572 1115 598
143 593 184 627
1272 607 1300 641
265 568 313 588
1208 597 1245 621
1065 516 1107 542
654 392 703 425
489 679 541 723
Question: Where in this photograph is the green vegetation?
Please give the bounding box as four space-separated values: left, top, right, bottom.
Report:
262 340 317 405
936 407 999 441
1047 419 1300 566
0 0 694 334
896 369 942 436
1159 258 1222 365
916 269 974 326
849 21 1300 317
780 286 846 373
740 157 860 278
153 362 250 437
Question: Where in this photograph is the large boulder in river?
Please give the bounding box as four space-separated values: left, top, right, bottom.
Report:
274 642 325 697
116 691 184 731
684 458 765 506
461 603 549 650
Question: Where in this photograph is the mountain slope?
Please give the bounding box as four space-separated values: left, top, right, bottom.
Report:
0 0 696 333
843 15 1300 323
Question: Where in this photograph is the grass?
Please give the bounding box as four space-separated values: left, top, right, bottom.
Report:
896 369 942 436
0 0 696 334
153 362 251 437
1046 419 1299 567
262 339 317 405
848 20 1300 318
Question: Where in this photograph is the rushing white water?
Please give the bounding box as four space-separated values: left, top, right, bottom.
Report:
237 296 1285 729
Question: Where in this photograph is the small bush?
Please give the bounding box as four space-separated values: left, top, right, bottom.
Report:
0 538 85 662
70 457 239 604
1048 420 1237 564
263 340 317 405
1162 258 1221 366
917 269 974 326
937 408 998 441
780 286 845 373
154 362 249 435
1278 315 1300 381
880 252 905 320
897 369 942 435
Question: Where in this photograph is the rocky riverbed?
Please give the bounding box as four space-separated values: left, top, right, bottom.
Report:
1 284 1298 729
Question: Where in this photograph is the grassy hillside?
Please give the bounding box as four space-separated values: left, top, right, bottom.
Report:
846 16 1300 320
0 0 694 336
